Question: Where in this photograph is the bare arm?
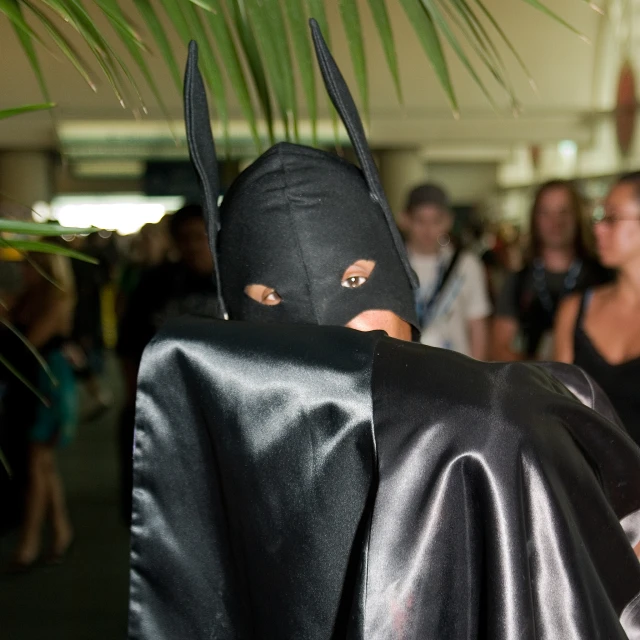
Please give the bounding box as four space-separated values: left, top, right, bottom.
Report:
553 294 581 364
468 316 489 361
491 316 522 361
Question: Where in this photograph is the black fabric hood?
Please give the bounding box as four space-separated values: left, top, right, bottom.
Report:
183 20 419 334
218 141 417 329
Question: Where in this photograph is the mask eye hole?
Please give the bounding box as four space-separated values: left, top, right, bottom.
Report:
341 260 376 289
245 284 282 306
343 275 367 288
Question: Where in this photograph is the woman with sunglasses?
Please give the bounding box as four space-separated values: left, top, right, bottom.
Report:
555 172 640 443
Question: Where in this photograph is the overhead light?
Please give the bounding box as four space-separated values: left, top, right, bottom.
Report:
32 201 51 222
38 194 185 235
72 160 145 179
54 203 165 235
558 140 577 159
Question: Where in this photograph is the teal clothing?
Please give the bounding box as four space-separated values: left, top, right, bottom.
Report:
30 350 78 448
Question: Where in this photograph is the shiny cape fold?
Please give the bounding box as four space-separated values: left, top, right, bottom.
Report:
129 318 640 639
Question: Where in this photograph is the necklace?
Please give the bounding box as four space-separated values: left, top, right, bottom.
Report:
532 258 583 314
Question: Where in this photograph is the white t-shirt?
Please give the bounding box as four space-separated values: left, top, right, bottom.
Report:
409 246 492 357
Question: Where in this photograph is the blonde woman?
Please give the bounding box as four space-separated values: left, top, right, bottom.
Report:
8 249 78 569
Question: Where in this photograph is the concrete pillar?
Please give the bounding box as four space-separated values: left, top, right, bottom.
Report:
378 149 426 216
0 151 53 219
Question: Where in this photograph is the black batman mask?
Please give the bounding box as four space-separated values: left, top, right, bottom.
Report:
184 20 419 334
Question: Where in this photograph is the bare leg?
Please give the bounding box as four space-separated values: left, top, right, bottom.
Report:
13 444 50 564
47 452 73 555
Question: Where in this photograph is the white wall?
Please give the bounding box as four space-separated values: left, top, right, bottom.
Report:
427 163 498 204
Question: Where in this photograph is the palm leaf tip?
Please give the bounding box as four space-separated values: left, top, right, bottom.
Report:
367 0 403 103
0 103 55 120
338 0 369 118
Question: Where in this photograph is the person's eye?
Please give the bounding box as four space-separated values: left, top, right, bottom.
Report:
245 284 282 306
342 275 367 289
263 289 282 303
340 260 376 289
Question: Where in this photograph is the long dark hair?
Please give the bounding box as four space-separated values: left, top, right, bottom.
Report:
527 180 594 261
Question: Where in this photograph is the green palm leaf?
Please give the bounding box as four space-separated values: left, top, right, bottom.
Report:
133 0 182 92
268 0 299 140
245 0 294 140
400 0 457 113
69 0 146 110
449 0 508 77
437 0 516 109
522 0 589 41
282 0 317 144
338 0 368 118
189 0 262 150
0 102 54 119
92 0 146 50
22 0 98 92
160 0 230 150
95 0 177 122
0 220 93 235
2 0 591 148
2 239 99 263
39 0 128 105
230 0 274 144
0 353 50 407
367 0 402 103
1 0 51 103
305 0 339 143
420 0 498 111
0 316 55 383
474 0 537 92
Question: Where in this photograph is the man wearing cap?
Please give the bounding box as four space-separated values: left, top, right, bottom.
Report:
403 182 492 359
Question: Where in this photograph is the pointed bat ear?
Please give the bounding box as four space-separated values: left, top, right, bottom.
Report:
184 40 228 318
309 19 418 291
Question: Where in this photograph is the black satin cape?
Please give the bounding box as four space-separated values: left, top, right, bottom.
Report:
128 318 640 639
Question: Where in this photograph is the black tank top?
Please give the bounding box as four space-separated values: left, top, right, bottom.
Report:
574 291 640 445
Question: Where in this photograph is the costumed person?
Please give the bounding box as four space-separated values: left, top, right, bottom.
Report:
117 203 220 523
128 21 640 639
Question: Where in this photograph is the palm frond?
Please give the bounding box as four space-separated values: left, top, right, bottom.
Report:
1 0 590 148
0 102 54 119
